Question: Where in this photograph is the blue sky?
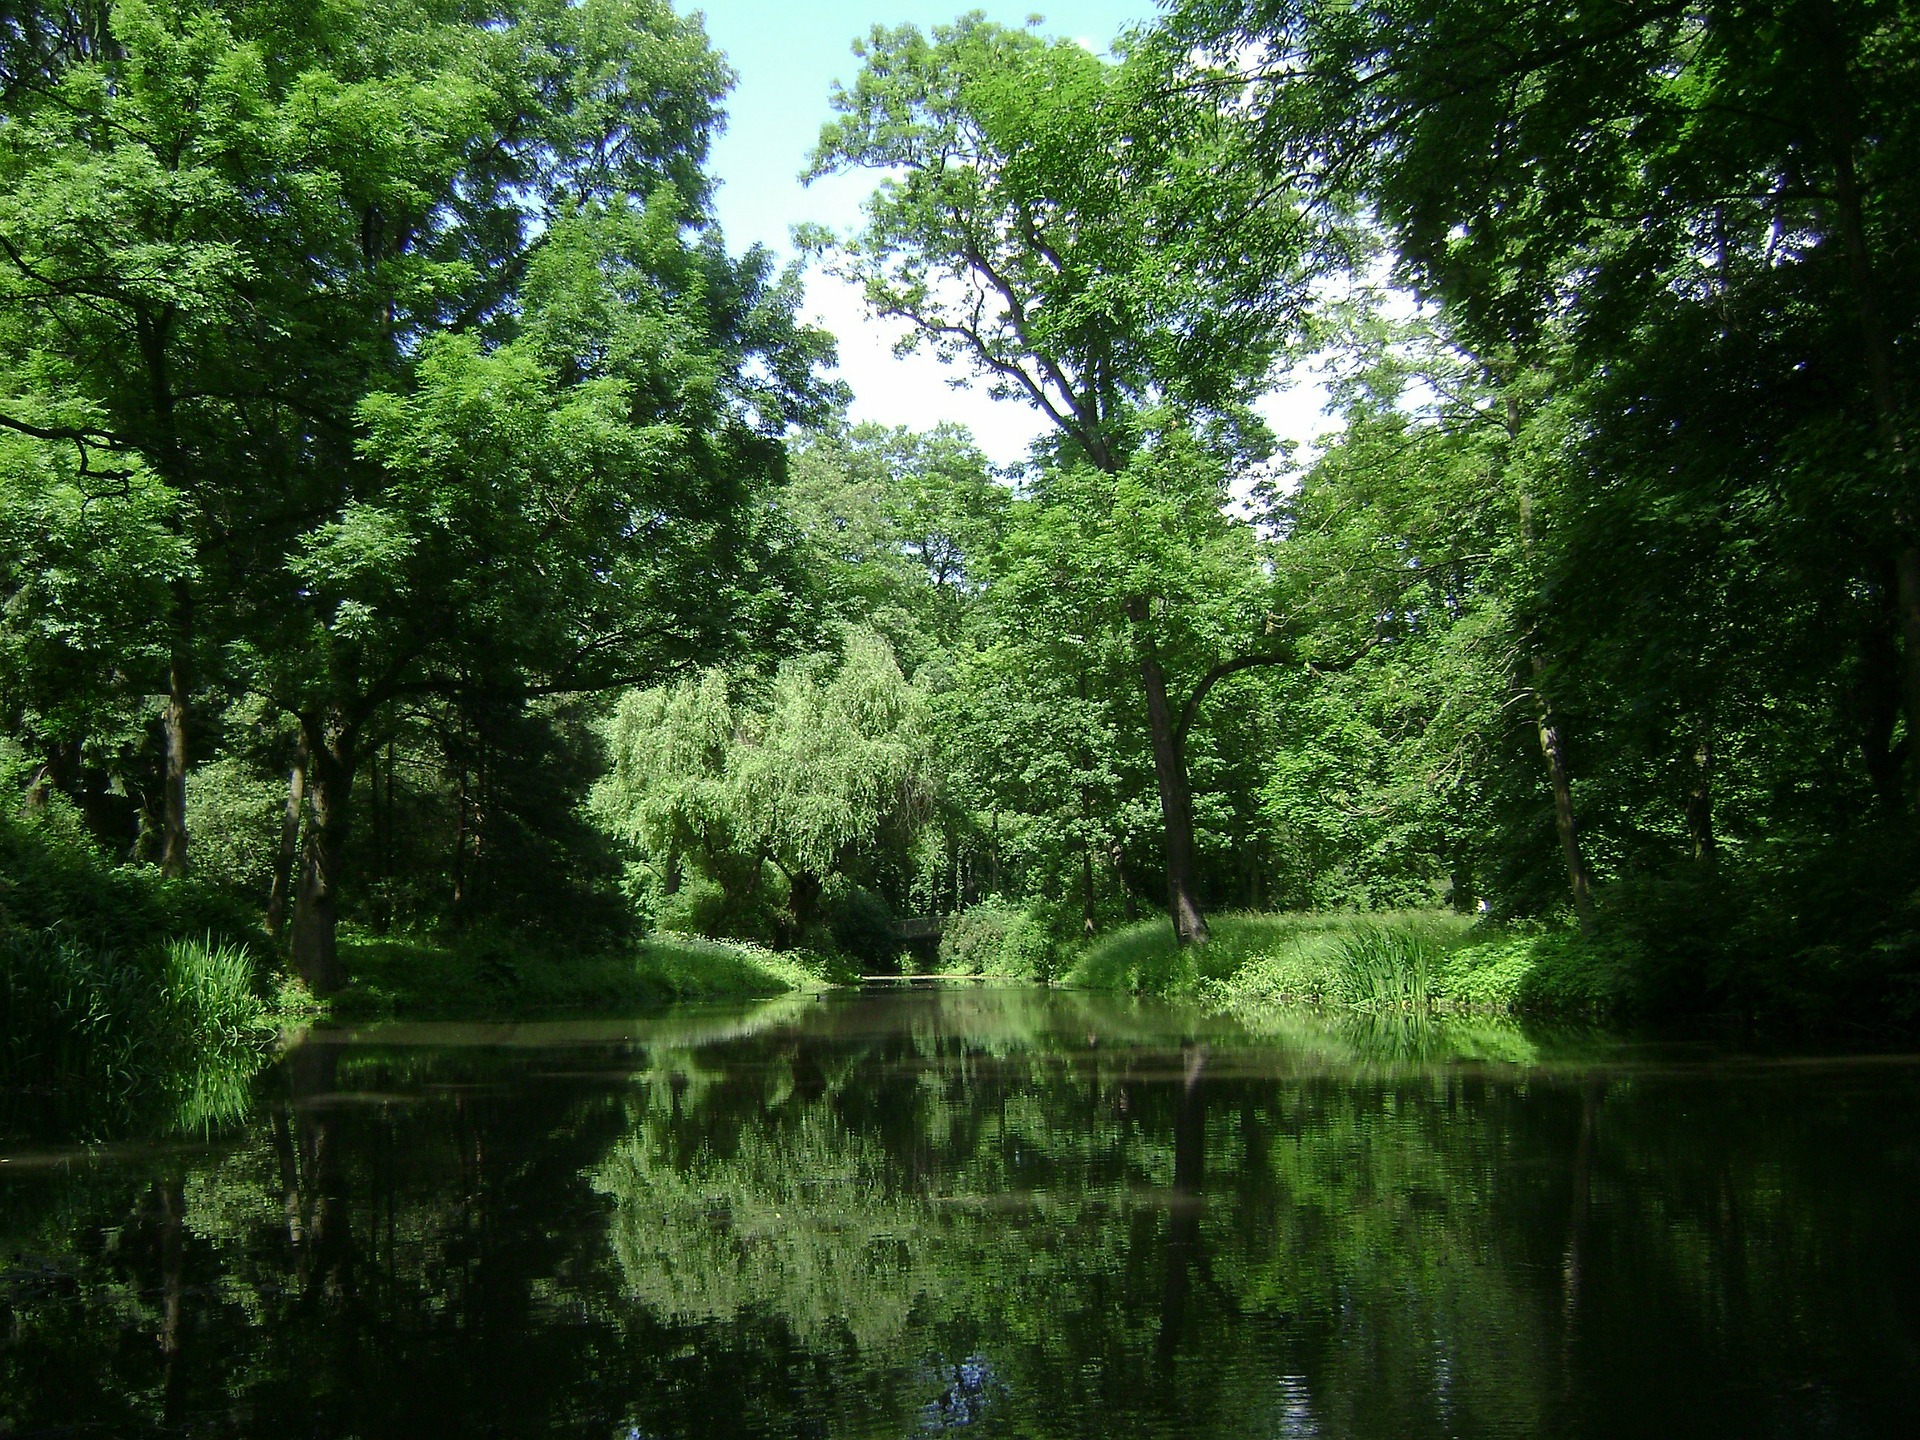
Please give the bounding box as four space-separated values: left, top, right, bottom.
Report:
698 3 1154 254
691 2 1333 466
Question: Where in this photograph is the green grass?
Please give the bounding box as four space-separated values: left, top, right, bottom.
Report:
1064 909 1624 1018
323 928 838 1020
1 929 277 1140
1065 911 1459 1001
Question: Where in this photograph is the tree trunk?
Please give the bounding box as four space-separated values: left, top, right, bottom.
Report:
1133 621 1209 946
1685 729 1716 860
1449 854 1477 914
22 740 78 814
787 870 824 934
1080 843 1097 938
1896 545 1920 807
1532 655 1596 938
1507 390 1597 937
372 739 395 934
1818 20 1918 805
267 732 309 942
451 753 470 925
1110 843 1139 923
290 717 356 995
1857 604 1907 808
160 640 191 877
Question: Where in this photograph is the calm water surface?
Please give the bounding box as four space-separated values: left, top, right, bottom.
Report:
3 986 1917 1438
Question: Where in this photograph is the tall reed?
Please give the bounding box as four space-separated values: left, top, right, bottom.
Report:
1333 923 1446 1010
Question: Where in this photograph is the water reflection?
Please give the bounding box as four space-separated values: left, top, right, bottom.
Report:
3 989 1916 1438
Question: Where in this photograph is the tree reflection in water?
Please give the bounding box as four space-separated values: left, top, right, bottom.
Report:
2 989 1916 1438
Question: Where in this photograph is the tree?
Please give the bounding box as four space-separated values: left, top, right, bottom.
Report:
1173 0 1920 810
0 0 318 871
0 2 837 989
593 627 936 939
806 13 1326 942
782 421 1007 669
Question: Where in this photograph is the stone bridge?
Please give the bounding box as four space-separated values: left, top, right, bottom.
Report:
890 915 944 943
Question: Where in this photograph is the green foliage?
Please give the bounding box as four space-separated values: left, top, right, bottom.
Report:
183 756 282 896
1069 910 1480 1008
0 807 254 954
823 882 897 972
1 0 1915 1040
1332 924 1437 1009
0 0 840 991
937 898 1056 981
806 12 1320 468
783 422 1006 664
593 626 936 948
160 936 267 1048
0 815 271 1139
325 928 831 1020
648 873 782 947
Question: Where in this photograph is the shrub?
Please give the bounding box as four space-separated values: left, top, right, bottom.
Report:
0 813 271 1139
183 756 283 896
938 899 1056 980
649 873 784 947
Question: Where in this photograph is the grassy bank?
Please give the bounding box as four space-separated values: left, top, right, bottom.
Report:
0 812 280 1138
1063 910 1622 1017
325 929 841 1020
1 809 842 1138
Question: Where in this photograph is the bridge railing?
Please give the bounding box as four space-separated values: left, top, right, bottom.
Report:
891 915 944 942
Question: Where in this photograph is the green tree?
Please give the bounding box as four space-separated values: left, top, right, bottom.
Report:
806 13 1325 942
0 2 836 989
1174 0 1920 811
595 627 936 941
782 421 1006 669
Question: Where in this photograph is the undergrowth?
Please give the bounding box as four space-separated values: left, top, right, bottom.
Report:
325 926 840 1020
1063 909 1625 1018
0 812 279 1140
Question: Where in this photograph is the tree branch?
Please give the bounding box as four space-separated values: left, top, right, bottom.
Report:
1176 635 1381 744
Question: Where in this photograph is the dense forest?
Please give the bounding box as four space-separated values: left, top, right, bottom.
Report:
3 0 1918 1065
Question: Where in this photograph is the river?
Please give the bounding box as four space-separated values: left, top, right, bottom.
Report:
2 985 1916 1437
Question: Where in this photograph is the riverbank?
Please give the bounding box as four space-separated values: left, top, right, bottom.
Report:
1061 903 1920 1035
323 929 840 1020
0 812 841 1137
1062 910 1621 1017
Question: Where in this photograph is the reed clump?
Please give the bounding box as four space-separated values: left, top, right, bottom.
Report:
1 814 274 1139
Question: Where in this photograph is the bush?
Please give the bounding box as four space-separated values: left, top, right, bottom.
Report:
938 899 1057 981
184 756 283 896
1594 827 1920 1026
647 872 784 947
0 813 272 1139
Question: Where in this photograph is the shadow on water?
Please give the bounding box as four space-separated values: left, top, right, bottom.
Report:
3 988 1917 1438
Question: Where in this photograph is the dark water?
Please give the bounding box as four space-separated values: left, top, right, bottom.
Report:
3 987 1917 1439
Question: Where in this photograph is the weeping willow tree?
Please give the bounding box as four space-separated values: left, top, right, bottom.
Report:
592 626 936 936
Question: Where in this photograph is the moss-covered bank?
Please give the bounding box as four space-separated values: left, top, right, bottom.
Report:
1063 901 1919 1035
1062 910 1623 1019
324 929 841 1020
